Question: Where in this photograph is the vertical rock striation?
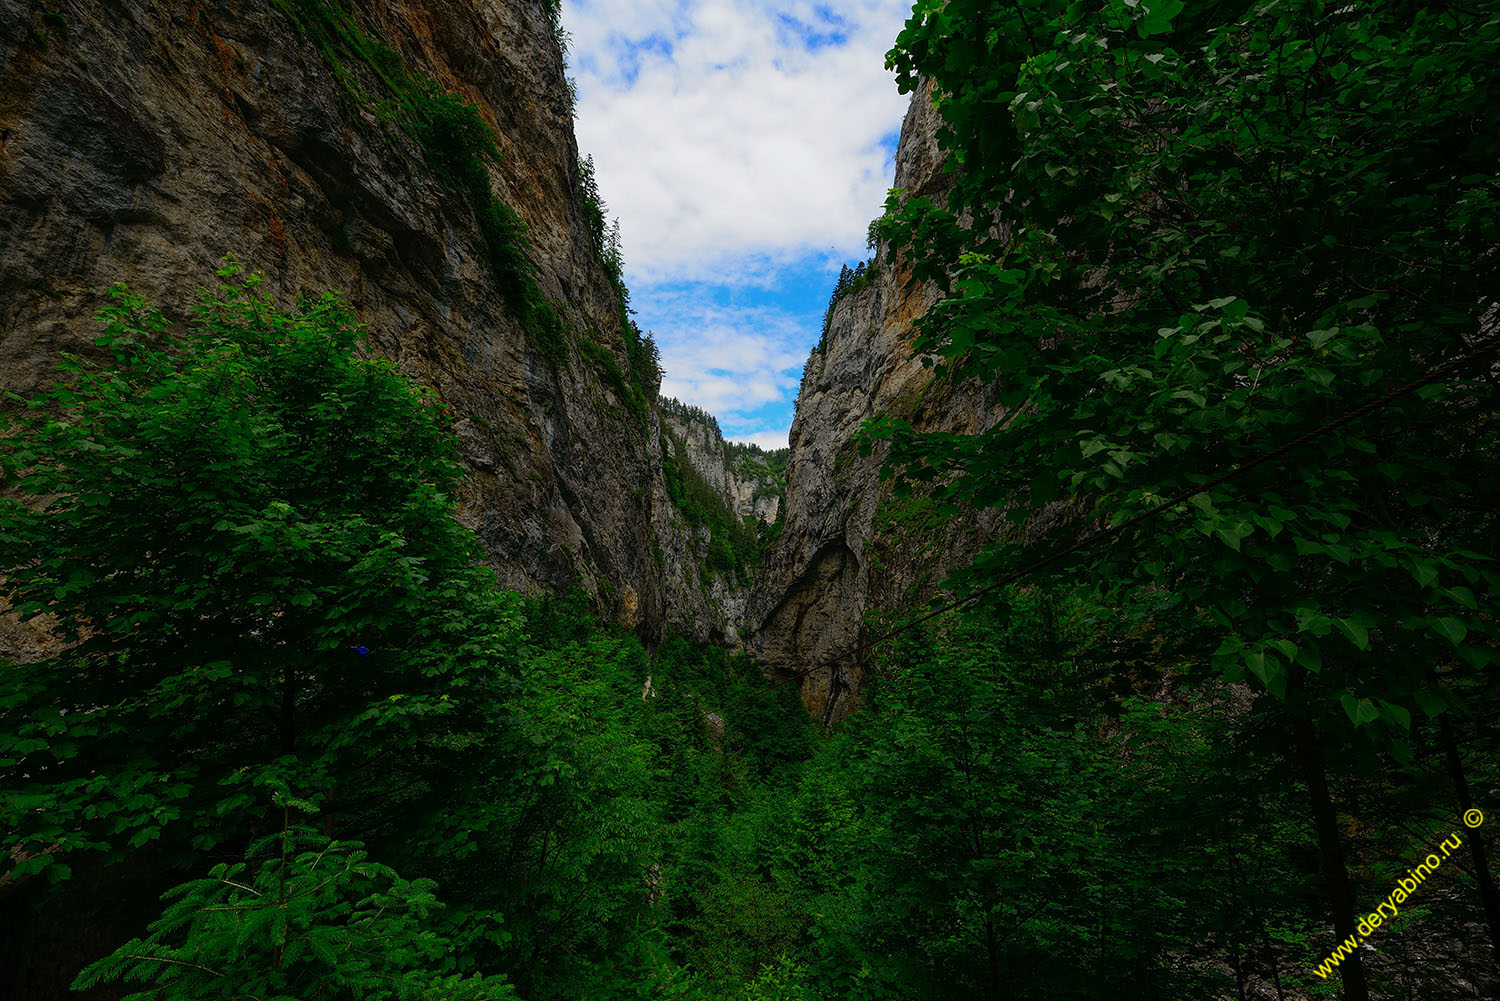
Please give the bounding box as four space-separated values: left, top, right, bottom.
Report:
661 402 785 525
0 0 730 647
653 398 785 644
746 83 1009 724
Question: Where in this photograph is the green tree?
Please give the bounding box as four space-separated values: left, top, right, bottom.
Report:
873 4 1500 997
73 797 513 1001
803 600 1191 1001
412 626 660 1000
0 264 517 881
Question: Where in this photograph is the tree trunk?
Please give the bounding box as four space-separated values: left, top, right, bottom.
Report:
1288 670 1370 1001
1440 712 1500 984
281 658 298 754
1229 938 1250 1001
984 916 1000 1001
1264 931 1288 1001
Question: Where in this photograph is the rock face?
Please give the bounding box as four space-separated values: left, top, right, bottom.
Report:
746 83 1008 724
653 399 786 643
661 403 785 525
0 0 722 646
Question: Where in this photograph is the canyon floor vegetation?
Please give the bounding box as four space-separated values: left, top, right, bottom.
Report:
1 0 1498 999
1 262 1495 1001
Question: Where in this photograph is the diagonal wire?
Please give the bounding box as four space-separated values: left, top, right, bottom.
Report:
729 336 1500 708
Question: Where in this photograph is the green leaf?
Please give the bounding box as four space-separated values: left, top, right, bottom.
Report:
1407 557 1439 589
1139 0 1184 36
1341 694 1359 725
1334 618 1369 651
1379 701 1411 730
1295 644 1323 672
1342 695 1379 727
1443 585 1478 609
1414 691 1446 719
1432 617 1468 646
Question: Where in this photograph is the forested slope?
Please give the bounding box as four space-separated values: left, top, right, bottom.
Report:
2 2 1498 1000
754 0 1500 996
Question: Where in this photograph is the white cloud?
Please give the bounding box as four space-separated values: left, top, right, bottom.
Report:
563 0 912 282
726 428 792 451
645 292 808 418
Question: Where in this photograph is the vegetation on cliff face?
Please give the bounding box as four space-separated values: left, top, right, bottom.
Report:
272 0 661 394
657 398 788 586
658 394 725 434
272 1 554 341
725 440 790 513
658 396 790 495
579 152 661 413
818 259 879 350
3 0 1499 999
661 426 763 585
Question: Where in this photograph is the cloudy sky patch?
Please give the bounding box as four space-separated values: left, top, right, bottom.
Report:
562 0 912 448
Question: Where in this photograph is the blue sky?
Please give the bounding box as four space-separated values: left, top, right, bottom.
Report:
561 0 914 449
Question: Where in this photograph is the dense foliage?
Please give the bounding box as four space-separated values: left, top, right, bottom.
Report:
72 820 514 1001
0 268 501 880
0 273 804 999
4 0 1499 998
1 261 1497 998
864 1 1500 998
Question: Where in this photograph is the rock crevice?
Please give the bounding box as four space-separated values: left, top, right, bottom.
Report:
746 81 1009 720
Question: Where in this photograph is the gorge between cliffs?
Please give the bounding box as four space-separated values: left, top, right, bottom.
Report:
1 3 1497 1001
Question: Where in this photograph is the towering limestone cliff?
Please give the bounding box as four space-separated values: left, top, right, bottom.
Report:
0 0 734 646
659 396 785 525
653 395 785 643
746 84 1008 723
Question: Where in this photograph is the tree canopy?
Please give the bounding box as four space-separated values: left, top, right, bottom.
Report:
4 2 1500 998
867 2 1500 997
